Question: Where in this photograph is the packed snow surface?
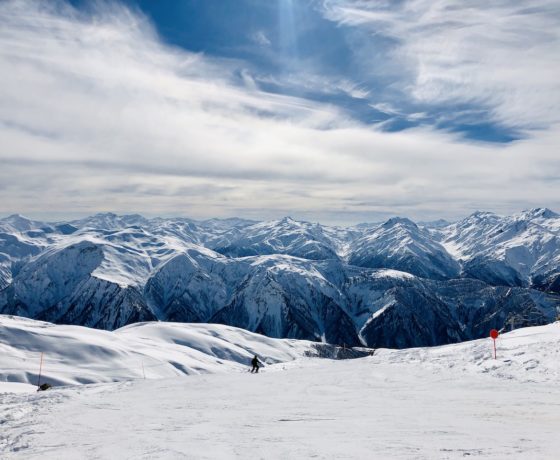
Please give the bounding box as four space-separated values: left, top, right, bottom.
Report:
1 317 559 459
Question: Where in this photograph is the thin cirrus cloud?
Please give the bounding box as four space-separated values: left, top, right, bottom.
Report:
250 30 272 47
0 0 559 224
321 0 560 130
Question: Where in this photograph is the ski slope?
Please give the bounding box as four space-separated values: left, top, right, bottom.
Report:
0 316 321 386
1 319 560 458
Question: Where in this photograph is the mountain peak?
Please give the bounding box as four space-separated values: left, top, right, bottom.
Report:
418 219 451 229
520 207 558 219
279 216 296 225
469 211 496 219
382 217 417 229
1 213 40 231
4 213 31 222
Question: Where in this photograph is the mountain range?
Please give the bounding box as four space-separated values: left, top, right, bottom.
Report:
1 209 559 348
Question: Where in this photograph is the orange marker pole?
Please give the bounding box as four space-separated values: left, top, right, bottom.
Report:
37 352 44 390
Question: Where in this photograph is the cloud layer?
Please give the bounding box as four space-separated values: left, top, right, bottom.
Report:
0 0 559 224
322 0 560 130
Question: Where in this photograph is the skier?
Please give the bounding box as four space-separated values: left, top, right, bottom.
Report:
250 355 261 373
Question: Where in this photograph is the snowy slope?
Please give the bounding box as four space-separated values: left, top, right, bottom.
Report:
0 241 155 328
374 321 560 383
348 217 461 279
1 322 559 459
441 208 560 289
0 215 55 289
344 270 559 348
0 315 324 387
210 256 358 345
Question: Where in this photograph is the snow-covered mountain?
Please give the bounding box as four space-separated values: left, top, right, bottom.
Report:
439 208 560 290
1 210 559 348
347 217 461 279
209 217 341 260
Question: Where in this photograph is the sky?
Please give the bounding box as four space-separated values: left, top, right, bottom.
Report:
0 0 559 225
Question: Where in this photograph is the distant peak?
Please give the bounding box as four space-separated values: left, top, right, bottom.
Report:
521 207 558 219
5 213 30 221
468 211 497 220
382 217 417 229
1 214 36 227
279 216 296 224
418 219 451 229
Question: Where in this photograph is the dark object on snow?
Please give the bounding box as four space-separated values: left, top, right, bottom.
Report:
250 355 261 373
303 343 372 359
37 383 52 392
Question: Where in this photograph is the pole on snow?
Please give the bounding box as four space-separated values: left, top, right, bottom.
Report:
490 329 499 359
37 352 44 390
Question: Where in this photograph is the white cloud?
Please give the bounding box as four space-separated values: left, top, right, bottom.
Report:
250 30 271 47
322 0 560 129
0 0 559 224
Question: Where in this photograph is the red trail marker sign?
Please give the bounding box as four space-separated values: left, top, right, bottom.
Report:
490 329 499 359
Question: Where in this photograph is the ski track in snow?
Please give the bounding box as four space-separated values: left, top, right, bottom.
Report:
1 323 560 459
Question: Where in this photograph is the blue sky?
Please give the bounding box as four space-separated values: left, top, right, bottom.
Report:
68 0 522 142
0 0 559 224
